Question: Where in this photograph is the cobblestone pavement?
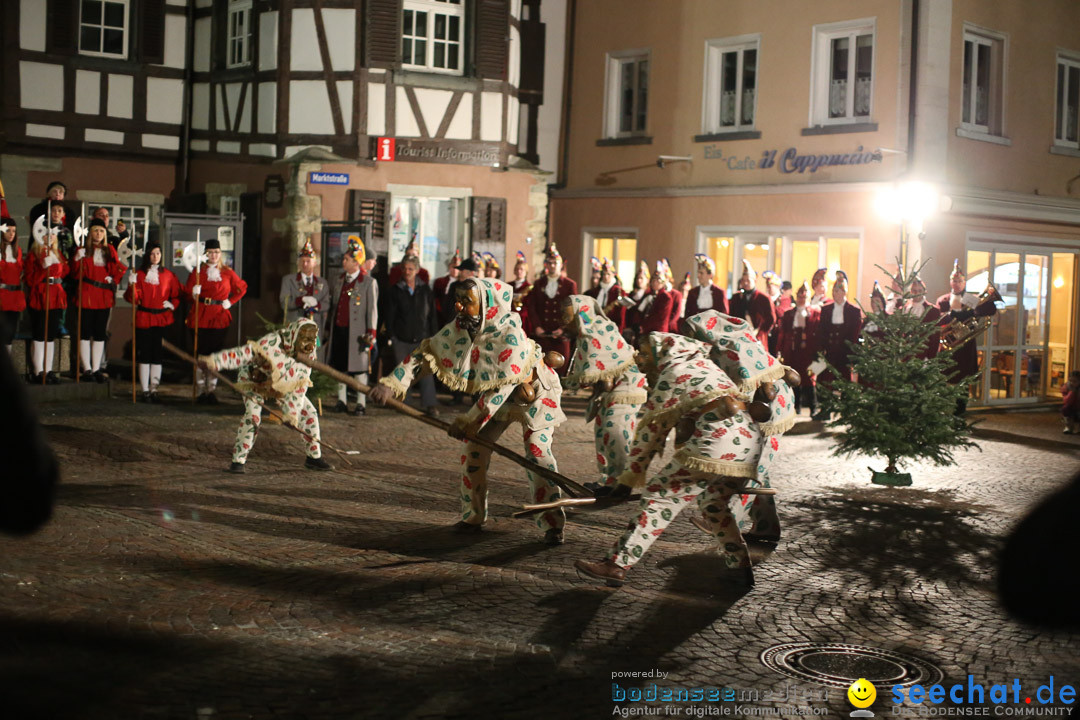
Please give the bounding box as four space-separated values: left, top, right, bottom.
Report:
2 386 1078 720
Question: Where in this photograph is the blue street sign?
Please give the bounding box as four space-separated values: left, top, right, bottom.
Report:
309 172 350 185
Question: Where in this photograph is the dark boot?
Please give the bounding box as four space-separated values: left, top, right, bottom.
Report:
304 456 333 471
227 462 246 474
574 558 627 587
451 520 483 534
544 528 564 546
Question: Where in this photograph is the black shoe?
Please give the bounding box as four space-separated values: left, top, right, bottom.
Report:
610 484 632 499
46 372 60 385
334 401 348 413
227 462 246 474
206 392 219 405
304 456 333 471
32 372 46 384
80 371 94 382
93 370 107 384
451 520 483 534
149 391 161 404
738 567 756 587
544 528 565 546
141 391 153 403
196 393 208 404
743 532 781 544
351 405 366 417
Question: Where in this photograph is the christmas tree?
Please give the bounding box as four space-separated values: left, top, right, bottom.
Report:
817 261 977 485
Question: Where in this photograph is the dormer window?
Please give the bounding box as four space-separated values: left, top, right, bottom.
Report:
79 0 129 59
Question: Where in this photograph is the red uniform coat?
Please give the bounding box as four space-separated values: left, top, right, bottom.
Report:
388 263 429 287
124 268 182 328
935 293 994 382
910 302 942 360
71 246 127 310
684 285 728 318
668 288 683 335
524 275 577 372
818 301 863 383
728 289 777 346
0 245 26 312
639 289 673 335
24 246 68 310
779 306 821 388
184 264 247 329
585 283 625 330
511 278 533 335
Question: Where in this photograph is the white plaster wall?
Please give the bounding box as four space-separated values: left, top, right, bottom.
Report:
509 25 520 88
194 17 212 73
337 81 353 131
86 129 124 144
26 124 65 140
480 92 502 141
142 134 181 150
535 0 566 175
444 97 472 139
21 62 64 111
190 139 211 151
19 0 46 52
289 81 334 134
224 82 244 131
367 83 386 136
215 86 227 130
192 82 210 130
108 74 134 119
249 143 277 157
290 10 321 72
414 88 454 135
259 11 279 71
147 78 184 124
508 97 519 145
163 14 187 68
258 82 277 133
238 84 252 133
217 141 242 153
76 70 101 115
323 9 356 71
396 87 421 137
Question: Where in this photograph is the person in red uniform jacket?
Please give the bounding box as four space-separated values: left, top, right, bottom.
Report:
0 216 26 354
902 274 942 360
623 261 652 344
935 259 997 413
524 244 577 374
728 260 776 346
510 250 533 335
779 281 821 415
684 254 728 319
432 249 461 327
184 238 247 403
123 241 180 402
388 240 430 287
815 273 863 418
71 218 126 382
658 258 683 334
24 225 69 383
585 257 625 330
637 268 673 338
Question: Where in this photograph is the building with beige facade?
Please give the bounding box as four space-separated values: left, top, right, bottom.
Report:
549 0 1080 407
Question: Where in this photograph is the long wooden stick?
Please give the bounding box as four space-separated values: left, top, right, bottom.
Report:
163 340 353 467
42 258 50 386
298 356 590 498
191 231 201 402
76 261 82 384
131 273 137 403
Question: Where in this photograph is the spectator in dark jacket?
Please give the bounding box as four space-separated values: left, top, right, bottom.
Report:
27 181 76 239
384 256 440 415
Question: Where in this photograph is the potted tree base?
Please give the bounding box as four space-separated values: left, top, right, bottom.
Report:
870 464 913 487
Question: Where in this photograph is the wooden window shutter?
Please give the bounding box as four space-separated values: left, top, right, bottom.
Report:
470 196 506 266
473 0 508 79
518 19 545 98
138 0 167 63
347 189 391 259
213 0 227 70
365 0 402 69
46 0 79 54
240 192 262 299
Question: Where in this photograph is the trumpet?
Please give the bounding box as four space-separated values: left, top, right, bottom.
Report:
940 283 1002 352
511 284 532 313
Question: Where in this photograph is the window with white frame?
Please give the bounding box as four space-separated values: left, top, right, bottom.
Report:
402 0 464 75
703 35 759 133
227 0 253 68
961 26 1006 136
1055 53 1080 148
79 0 129 58
604 51 650 138
220 196 241 219
811 19 874 124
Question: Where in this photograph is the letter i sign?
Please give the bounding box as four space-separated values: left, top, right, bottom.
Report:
377 137 396 161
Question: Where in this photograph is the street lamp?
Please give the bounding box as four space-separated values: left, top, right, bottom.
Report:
874 180 939 267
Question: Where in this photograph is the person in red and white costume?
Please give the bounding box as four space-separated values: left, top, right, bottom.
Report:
778 281 821 415
809 267 828 309
184 238 247 403
509 250 532 334
123 241 180 402
814 272 863 419
584 257 625 330
71 218 127 382
935 259 995 414
658 258 683 334
326 235 378 415
24 223 68 383
900 273 942 360
728 259 777 347
524 243 577 375
684 253 729 320
0 216 26 355
638 262 674 337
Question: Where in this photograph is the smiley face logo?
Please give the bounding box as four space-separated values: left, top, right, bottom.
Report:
848 678 877 708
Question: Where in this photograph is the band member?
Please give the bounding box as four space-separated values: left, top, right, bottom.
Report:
638 262 674 336
123 241 180 402
71 218 126 382
902 273 942 359
659 258 683 333
685 254 729 318
935 260 996 410
388 239 430 286
325 236 378 415
524 243 577 375
560 294 647 492
25 223 68 383
778 281 821 415
510 250 532 334
884 272 904 314
201 318 331 473
370 278 568 544
585 257 625 330
184 238 248 404
279 237 330 341
482 252 501 279
589 256 602 292
433 249 461 326
623 261 651 343
728 260 776 346
816 273 863 416
810 268 828 309
1 217 26 354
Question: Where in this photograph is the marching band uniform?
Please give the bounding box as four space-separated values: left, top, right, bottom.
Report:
510 250 533 335
728 260 777 347
637 263 673 336
24 230 68 382
0 217 25 353
778 282 821 414
935 260 996 391
658 259 683 335
482 252 501 280
584 257 625 330
817 273 863 387
685 254 729 318
280 238 330 329
71 218 126 381
184 238 248 403
900 274 943 360
123 241 180 401
325 236 378 414
524 244 577 375
809 268 828 309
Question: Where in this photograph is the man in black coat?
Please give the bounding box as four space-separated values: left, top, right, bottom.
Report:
384 256 440 415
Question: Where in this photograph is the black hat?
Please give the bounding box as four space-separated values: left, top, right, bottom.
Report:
204 238 221 250
145 240 162 253
781 281 793 291
89 217 108 229
0 216 15 228
46 181 67 193
456 258 480 273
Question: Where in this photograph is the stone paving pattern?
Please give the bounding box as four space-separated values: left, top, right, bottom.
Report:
2 387 1079 719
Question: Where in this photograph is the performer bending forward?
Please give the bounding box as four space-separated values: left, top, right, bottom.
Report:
371 277 568 545
200 318 331 473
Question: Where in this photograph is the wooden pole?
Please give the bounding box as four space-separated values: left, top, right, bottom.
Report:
191 230 201 402
163 340 352 467
131 272 138 403
298 355 590 498
76 259 83 384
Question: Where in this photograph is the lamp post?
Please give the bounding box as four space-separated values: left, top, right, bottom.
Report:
874 181 939 268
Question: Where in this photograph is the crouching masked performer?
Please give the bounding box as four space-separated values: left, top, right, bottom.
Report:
370 277 569 545
200 318 330 473
559 294 648 494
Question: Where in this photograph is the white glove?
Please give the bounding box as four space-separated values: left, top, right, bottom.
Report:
222 299 232 310
191 284 201 297
43 254 59 268
129 271 139 284
75 248 86 261
163 300 175 310
104 276 113 284
301 296 318 309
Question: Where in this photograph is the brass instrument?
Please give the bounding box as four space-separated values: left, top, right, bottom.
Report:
511 283 533 313
940 283 1002 351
